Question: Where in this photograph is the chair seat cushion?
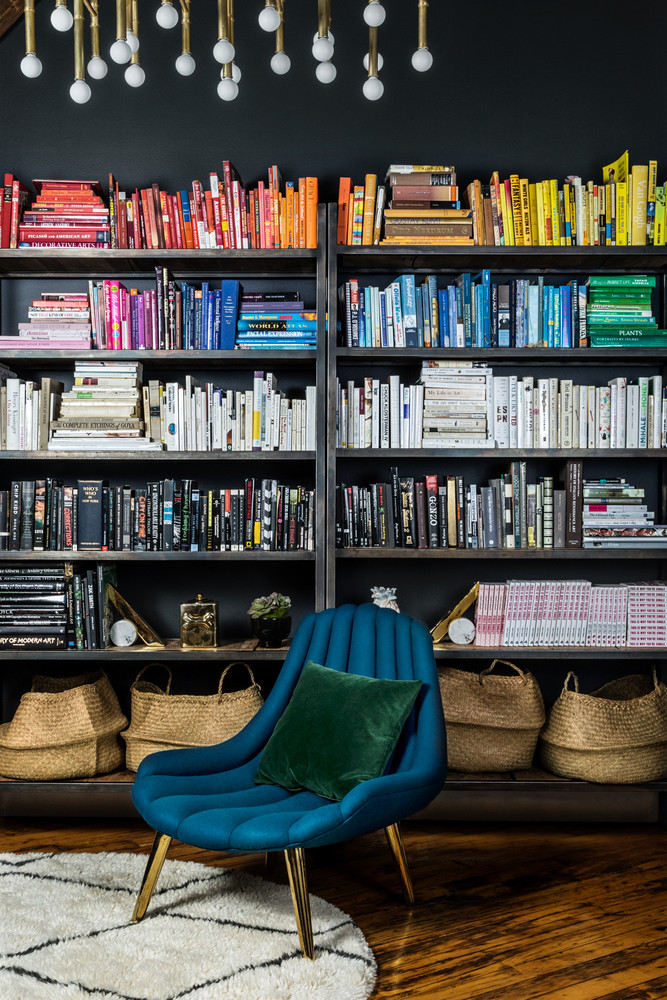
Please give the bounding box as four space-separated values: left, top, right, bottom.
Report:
254 660 422 801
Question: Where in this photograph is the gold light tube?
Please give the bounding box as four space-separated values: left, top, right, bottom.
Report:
129 0 139 64
275 0 285 53
217 0 229 43
179 0 191 54
73 0 84 79
417 0 428 49
24 0 36 54
368 24 378 77
316 0 327 38
84 0 101 59
222 0 234 78
115 0 126 40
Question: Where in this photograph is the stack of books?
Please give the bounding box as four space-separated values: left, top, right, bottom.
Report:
235 296 316 350
18 179 110 248
0 564 71 650
420 361 493 448
0 291 92 352
626 583 667 646
48 360 161 451
380 164 473 246
586 274 667 348
2 375 64 451
581 478 667 547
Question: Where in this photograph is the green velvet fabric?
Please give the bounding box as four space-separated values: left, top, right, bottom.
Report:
254 660 422 801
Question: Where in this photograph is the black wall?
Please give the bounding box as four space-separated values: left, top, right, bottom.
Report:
1 0 665 198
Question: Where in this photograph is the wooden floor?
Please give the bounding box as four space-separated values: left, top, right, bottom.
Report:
1 817 666 999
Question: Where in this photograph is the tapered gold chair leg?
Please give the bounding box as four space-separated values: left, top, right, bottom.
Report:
131 831 172 922
384 823 415 905
284 847 315 959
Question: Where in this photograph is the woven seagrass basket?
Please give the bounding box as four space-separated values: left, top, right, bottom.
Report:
122 661 264 771
0 671 127 780
439 659 546 772
540 669 667 784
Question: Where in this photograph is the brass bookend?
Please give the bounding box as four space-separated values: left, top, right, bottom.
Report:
430 582 479 644
107 584 165 647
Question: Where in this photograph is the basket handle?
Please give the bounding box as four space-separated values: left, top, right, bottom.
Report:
217 661 258 700
563 670 579 693
651 665 661 691
132 662 173 694
480 659 526 681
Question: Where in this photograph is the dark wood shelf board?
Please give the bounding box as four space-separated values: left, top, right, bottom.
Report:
335 447 667 460
0 550 315 561
0 638 290 661
1 450 316 462
333 245 667 272
0 248 320 278
0 348 318 366
336 347 667 363
434 644 667 659
336 547 665 559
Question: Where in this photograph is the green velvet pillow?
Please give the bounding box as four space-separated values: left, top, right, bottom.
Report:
254 659 422 801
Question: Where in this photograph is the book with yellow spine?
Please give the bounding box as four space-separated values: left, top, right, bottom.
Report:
510 174 524 244
549 179 561 245
499 181 515 246
361 173 377 246
542 181 553 245
562 182 571 244
535 182 545 245
570 185 578 244
655 185 665 246
528 182 540 244
647 160 657 244
616 181 628 244
519 178 532 245
602 149 629 185
630 164 648 247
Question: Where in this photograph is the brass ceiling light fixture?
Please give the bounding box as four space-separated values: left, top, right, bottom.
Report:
69 0 91 102
109 0 132 63
51 0 73 32
20 0 42 78
213 0 235 65
217 0 239 100
363 21 383 100
411 0 433 71
85 0 107 79
175 0 195 76
258 0 281 33
270 0 290 75
313 0 335 84
124 0 145 86
156 0 179 29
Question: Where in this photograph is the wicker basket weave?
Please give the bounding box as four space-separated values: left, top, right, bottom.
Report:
122 661 264 771
540 669 667 784
439 659 545 772
0 672 127 780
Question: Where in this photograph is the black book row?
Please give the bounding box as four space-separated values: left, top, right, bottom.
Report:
0 563 115 650
0 478 315 553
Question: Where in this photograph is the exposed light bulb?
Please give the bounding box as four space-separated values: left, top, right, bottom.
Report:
51 4 73 31
315 60 336 83
312 36 334 61
156 1 179 28
69 78 91 103
20 52 43 78
363 1 386 27
126 29 140 54
271 51 291 74
363 74 384 100
217 77 239 101
363 51 383 71
312 30 334 44
125 63 145 87
87 55 108 79
213 37 235 63
175 51 196 75
258 4 281 32
110 37 132 63
232 62 242 83
411 46 433 71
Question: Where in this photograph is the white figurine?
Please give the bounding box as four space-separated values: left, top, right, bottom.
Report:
371 586 400 612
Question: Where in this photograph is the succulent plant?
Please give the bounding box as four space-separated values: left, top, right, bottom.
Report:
246 592 292 619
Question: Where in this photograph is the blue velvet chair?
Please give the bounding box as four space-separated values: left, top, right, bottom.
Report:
130 603 447 958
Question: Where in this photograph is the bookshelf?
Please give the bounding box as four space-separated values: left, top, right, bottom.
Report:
0 208 327 814
327 210 667 819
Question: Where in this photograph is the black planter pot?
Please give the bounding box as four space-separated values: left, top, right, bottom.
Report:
250 615 291 648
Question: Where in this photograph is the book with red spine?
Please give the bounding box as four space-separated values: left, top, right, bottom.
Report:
170 194 183 249
150 184 165 249
218 188 230 249
131 191 141 248
222 161 241 249
306 176 318 249
19 228 110 242
141 189 157 249
257 180 266 249
33 179 104 195
186 192 198 248
159 191 172 249
231 179 243 249
209 173 224 247
10 178 32 248
18 241 109 248
191 180 206 248
263 188 273 248
116 191 127 249
337 177 351 245
240 186 249 248
253 188 261 249
204 188 216 247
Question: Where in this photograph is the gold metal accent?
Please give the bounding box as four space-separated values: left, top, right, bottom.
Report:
179 0 191 54
115 0 126 41
222 0 234 78
24 0 36 54
128 0 139 66
180 593 218 648
73 0 84 80
55 0 68 12
108 585 165 647
85 0 101 59
367 24 378 78
316 0 327 38
284 847 315 959
275 0 285 53
131 831 172 922
417 0 428 50
385 823 415 905
430 582 480 644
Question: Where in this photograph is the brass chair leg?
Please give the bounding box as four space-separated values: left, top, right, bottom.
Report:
131 831 172 922
284 847 315 959
384 823 415 905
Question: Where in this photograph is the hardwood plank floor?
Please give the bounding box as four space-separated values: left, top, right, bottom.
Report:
0 818 665 1000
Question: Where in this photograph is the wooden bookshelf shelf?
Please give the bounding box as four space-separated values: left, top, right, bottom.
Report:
336 347 667 363
1 450 317 462
0 638 290 661
336 448 667 460
0 550 316 562
0 348 318 366
336 547 667 559
433 644 667 660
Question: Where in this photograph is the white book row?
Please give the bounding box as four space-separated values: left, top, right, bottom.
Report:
159 375 317 453
473 580 667 648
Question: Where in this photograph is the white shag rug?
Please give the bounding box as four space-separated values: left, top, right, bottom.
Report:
0 851 377 1000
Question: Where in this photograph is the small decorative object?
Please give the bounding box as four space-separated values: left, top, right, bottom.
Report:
430 582 479 643
370 586 400 612
108 586 165 647
448 617 476 645
180 594 218 648
247 592 292 648
109 618 138 647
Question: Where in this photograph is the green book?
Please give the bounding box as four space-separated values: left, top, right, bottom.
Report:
590 338 667 348
586 274 656 288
